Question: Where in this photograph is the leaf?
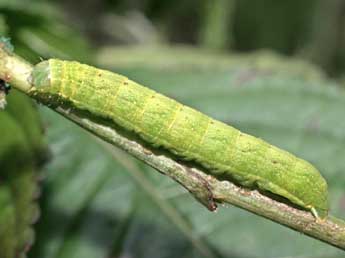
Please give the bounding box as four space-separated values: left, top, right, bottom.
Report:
0 112 33 257
6 90 48 163
0 183 17 258
0 1 92 63
0 92 47 257
96 46 326 81
33 48 345 258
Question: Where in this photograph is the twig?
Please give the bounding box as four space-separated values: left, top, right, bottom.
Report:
1 44 345 250
99 140 218 258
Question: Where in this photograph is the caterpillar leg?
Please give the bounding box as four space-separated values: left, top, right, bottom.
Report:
311 207 319 219
310 206 327 223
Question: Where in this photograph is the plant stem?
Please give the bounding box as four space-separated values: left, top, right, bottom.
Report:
1 45 345 250
0 45 32 92
199 0 235 50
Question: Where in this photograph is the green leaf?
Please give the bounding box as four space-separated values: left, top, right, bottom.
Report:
6 90 48 163
0 112 35 257
0 92 47 257
96 46 326 81
33 48 345 258
0 1 92 63
0 184 17 258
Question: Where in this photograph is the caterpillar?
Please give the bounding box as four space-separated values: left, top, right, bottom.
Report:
29 59 329 219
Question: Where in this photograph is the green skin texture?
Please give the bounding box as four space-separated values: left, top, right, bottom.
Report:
30 59 329 218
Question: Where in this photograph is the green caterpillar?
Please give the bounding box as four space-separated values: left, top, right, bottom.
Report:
29 59 329 218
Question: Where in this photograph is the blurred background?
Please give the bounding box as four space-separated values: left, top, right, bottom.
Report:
1 0 345 257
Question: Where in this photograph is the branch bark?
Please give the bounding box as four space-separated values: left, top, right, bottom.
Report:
1 43 345 250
